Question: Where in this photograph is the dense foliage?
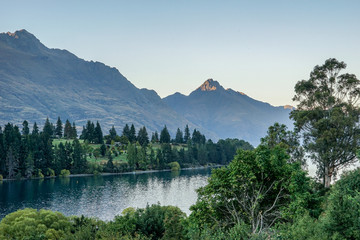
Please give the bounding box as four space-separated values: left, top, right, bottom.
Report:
0 119 253 180
291 58 360 187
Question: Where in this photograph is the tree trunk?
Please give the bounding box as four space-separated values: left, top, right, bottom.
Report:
324 165 332 188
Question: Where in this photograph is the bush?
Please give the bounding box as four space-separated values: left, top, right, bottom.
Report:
0 174 3 181
168 161 180 171
321 168 360 239
0 208 72 239
59 169 71 177
37 169 44 178
47 168 55 177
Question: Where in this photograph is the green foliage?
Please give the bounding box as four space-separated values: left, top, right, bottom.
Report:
168 161 180 171
0 208 72 240
46 168 55 177
291 58 360 187
160 125 170 143
321 168 360 239
60 169 71 177
0 174 2 181
190 145 312 234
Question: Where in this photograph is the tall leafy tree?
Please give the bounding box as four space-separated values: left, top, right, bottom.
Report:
55 117 63 138
291 58 360 188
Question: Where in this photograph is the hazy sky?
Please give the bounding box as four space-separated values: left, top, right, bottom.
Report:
2 0 360 106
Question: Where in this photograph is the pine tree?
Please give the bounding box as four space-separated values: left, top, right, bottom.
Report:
43 118 53 138
64 120 72 139
94 121 103 144
100 143 106 157
127 143 137 169
184 125 190 142
71 122 77 139
109 126 117 141
106 153 114 172
137 126 149 147
55 117 63 138
160 125 170 143
175 128 183 144
122 124 130 139
129 124 136 143
32 122 39 135
22 120 29 136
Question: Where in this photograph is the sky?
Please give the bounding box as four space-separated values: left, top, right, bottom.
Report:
1 0 360 106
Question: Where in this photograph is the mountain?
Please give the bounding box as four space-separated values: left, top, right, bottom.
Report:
0 29 208 136
163 79 293 145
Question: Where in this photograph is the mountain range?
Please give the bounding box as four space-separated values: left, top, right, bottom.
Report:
0 29 293 145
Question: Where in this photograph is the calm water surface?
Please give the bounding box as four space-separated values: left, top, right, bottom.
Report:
0 168 212 221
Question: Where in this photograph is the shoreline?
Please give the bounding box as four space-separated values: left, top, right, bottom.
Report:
0 165 223 182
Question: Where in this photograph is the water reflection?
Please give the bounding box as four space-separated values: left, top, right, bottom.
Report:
0 168 211 221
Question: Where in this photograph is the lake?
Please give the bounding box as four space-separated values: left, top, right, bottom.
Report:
0 168 212 221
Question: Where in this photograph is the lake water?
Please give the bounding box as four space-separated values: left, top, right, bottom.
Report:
0 168 212 221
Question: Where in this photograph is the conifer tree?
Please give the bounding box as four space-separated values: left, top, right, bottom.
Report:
55 117 63 138
64 120 72 139
22 120 29 136
184 125 190 142
129 124 136 143
175 128 183 144
160 125 170 143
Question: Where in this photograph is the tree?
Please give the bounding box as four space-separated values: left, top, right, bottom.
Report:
261 123 304 165
190 145 311 235
109 125 117 140
151 131 159 143
42 117 53 138
106 153 114 172
129 124 136 143
100 143 106 157
160 125 170 143
137 126 149 147
184 125 191 142
22 120 29 136
55 116 63 138
122 124 130 139
291 58 360 188
127 144 137 169
64 119 72 139
71 122 77 139
94 121 103 144
32 122 39 135
175 128 183 144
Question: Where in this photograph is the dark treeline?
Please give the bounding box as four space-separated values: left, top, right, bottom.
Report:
0 118 252 180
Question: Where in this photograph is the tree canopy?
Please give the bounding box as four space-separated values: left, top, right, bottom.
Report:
291 58 360 187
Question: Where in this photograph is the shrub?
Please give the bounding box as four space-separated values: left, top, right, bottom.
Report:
0 208 72 239
0 174 3 181
47 168 55 177
168 161 180 171
59 169 71 177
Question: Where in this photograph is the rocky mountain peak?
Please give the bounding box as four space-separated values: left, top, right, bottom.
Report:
0 29 45 53
197 79 224 92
